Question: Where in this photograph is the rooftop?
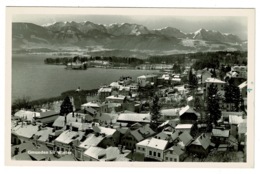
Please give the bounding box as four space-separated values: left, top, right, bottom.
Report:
12 124 40 139
205 78 226 84
146 138 168 150
117 113 151 123
175 124 193 129
191 133 211 149
212 129 230 138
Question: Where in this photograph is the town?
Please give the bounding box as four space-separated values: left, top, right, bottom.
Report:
11 52 247 162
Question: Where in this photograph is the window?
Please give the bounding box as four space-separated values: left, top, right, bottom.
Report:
149 151 152 155
138 147 140 150
170 158 173 161
166 157 168 161
143 148 145 151
153 152 156 156
174 158 177 162
158 153 161 158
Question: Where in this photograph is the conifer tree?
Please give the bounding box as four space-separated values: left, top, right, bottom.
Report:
60 96 73 116
207 84 221 126
150 94 161 129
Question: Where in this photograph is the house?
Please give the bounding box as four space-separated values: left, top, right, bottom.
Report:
98 87 112 101
34 127 54 144
176 131 193 149
106 94 126 104
92 125 120 147
211 128 230 145
205 78 226 97
179 105 199 124
221 111 245 124
187 133 211 157
83 146 130 161
54 130 85 153
197 70 212 84
137 74 158 87
11 122 41 145
158 119 179 131
145 138 168 161
136 138 151 155
81 101 104 113
117 112 151 124
160 108 180 121
164 145 186 162
175 124 197 137
75 133 106 160
119 86 131 96
52 113 93 131
121 124 155 150
34 110 60 126
13 110 40 122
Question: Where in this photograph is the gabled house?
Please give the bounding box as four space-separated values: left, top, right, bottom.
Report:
145 138 169 161
187 133 211 157
11 122 40 145
176 131 193 149
211 128 230 145
54 130 85 153
164 145 186 162
83 146 130 161
106 94 126 104
121 124 155 150
179 105 199 124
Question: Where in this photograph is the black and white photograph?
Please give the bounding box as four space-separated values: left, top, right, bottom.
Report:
5 7 255 167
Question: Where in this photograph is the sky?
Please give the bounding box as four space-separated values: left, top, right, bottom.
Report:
13 14 247 40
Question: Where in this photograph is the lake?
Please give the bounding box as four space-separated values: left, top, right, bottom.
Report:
12 54 158 101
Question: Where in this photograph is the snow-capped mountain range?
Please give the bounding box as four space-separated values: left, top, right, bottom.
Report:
12 21 246 56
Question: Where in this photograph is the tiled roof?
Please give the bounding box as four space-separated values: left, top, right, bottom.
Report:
178 132 193 146
130 125 155 142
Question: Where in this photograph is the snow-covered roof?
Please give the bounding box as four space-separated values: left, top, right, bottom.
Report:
146 138 168 150
12 124 39 139
117 113 151 123
238 81 247 89
106 95 126 100
136 138 151 146
55 130 84 144
212 129 230 138
79 133 105 149
205 78 226 84
175 124 193 129
229 115 244 125
179 105 198 117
